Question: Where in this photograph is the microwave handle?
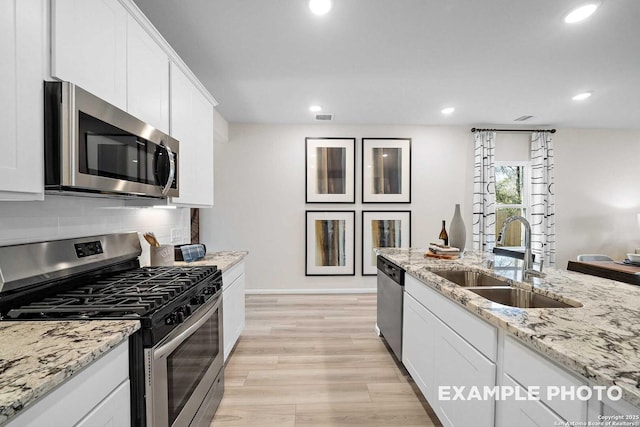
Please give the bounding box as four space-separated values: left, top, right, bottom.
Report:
160 143 175 196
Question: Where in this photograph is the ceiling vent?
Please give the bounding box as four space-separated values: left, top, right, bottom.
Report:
315 113 333 121
514 115 534 121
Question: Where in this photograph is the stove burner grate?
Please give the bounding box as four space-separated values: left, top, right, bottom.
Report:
4 265 218 320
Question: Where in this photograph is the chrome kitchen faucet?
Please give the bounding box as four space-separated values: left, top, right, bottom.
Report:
497 216 544 279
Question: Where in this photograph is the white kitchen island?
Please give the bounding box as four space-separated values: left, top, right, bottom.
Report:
377 248 640 427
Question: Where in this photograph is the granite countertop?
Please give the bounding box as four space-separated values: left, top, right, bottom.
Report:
377 248 640 408
0 320 140 425
174 250 248 272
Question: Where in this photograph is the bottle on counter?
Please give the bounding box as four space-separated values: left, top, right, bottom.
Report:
439 220 449 246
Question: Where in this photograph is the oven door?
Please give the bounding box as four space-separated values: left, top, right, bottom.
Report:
145 294 224 427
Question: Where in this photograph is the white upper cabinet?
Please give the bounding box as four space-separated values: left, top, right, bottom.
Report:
0 0 219 205
126 15 169 133
51 0 128 110
0 0 46 200
170 63 215 207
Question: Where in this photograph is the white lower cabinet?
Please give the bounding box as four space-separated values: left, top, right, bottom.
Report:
434 321 496 427
403 275 496 427
75 380 130 427
497 375 564 427
401 271 640 427
6 340 130 426
403 294 437 402
222 262 246 361
501 335 587 422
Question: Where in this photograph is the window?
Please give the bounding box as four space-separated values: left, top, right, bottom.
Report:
495 162 530 247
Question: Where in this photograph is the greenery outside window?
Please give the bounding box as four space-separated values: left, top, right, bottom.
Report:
495 162 530 247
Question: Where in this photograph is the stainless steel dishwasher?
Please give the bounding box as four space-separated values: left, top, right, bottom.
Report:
376 255 405 361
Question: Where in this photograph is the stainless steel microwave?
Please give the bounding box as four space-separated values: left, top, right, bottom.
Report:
44 81 179 198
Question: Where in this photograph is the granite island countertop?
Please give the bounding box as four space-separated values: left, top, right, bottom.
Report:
0 320 140 425
377 248 640 408
174 250 248 272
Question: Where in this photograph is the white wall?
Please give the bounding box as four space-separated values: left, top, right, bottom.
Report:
554 129 640 268
0 195 190 265
202 124 640 291
200 123 474 292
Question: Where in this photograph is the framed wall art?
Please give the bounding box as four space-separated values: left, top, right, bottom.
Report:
305 210 355 276
362 138 411 203
305 137 356 203
361 210 411 275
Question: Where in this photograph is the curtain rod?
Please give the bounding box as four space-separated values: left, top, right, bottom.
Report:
471 127 556 134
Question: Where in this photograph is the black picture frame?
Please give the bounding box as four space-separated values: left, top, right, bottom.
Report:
362 138 412 203
305 137 356 203
305 210 356 276
361 210 411 275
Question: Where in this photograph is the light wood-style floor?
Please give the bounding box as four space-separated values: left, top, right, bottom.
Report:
210 293 442 427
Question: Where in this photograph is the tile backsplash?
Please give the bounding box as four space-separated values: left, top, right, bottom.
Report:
0 195 190 264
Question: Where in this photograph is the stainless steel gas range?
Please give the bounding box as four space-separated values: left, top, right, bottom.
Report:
0 233 224 427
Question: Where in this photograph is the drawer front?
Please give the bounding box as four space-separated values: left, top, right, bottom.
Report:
405 274 497 360
504 335 587 422
222 262 244 290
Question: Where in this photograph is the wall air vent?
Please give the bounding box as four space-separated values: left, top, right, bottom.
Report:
514 115 534 122
315 113 333 121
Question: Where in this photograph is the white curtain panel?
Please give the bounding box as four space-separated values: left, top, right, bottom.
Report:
530 132 556 266
472 131 497 252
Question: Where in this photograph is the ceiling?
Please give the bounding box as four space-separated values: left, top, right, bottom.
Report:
133 0 640 129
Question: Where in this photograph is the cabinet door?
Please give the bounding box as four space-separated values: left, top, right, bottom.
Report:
402 293 437 403
223 272 245 361
0 0 45 200
497 375 564 427
51 0 127 110
433 319 496 427
170 63 214 207
127 15 169 133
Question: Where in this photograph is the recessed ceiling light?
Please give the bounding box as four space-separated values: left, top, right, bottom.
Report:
564 2 600 23
441 107 455 115
309 105 322 112
572 92 592 101
309 0 332 16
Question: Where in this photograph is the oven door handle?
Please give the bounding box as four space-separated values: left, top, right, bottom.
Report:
154 297 219 360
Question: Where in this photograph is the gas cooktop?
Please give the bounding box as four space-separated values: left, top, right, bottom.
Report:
4 266 220 320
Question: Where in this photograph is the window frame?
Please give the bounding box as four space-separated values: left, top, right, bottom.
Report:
494 161 531 246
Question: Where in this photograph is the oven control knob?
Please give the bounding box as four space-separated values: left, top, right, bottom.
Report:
184 304 192 316
165 314 176 325
198 295 206 305
190 296 200 305
176 311 185 324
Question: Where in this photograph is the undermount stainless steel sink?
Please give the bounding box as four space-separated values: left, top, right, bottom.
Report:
432 270 510 287
468 287 582 309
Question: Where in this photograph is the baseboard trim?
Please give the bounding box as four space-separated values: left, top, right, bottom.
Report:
245 288 376 295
